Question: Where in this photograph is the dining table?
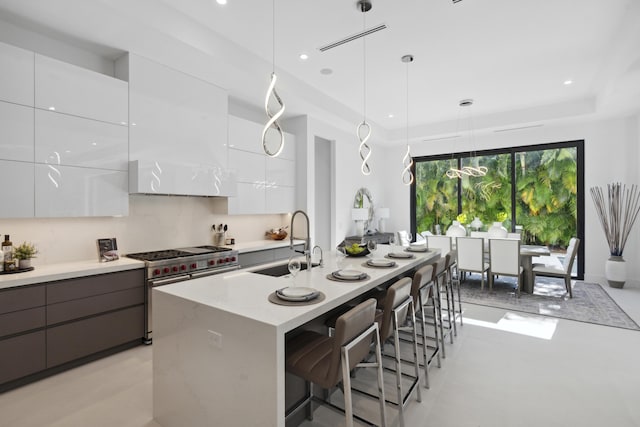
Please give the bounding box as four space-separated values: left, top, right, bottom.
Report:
520 245 551 293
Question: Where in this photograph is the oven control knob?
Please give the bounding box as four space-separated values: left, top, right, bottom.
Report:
191 263 197 269
209 260 216 266
172 266 179 272
225 257 231 262
231 256 236 262
218 259 224 264
163 267 170 274
154 268 161 276
180 265 187 271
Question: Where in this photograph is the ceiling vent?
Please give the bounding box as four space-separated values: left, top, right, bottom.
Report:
318 23 388 52
493 124 544 133
452 0 463 3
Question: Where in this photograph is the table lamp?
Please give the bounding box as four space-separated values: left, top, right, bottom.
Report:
352 208 369 237
376 207 390 232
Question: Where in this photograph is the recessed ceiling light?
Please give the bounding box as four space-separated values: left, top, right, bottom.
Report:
387 113 394 118
299 53 309 60
564 80 573 85
216 0 227 5
320 68 333 75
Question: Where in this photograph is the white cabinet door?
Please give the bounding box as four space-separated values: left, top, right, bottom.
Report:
265 185 295 214
228 115 263 154
0 160 34 218
35 164 128 217
228 149 265 184
128 55 230 195
35 54 128 125
0 41 34 106
35 110 128 171
0 101 34 162
227 182 265 215
265 157 295 187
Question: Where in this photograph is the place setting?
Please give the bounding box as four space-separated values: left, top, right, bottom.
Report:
326 246 370 282
269 257 326 306
385 233 416 260
359 241 396 268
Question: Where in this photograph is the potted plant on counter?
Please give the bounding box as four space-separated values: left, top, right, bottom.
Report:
590 183 640 288
13 241 38 269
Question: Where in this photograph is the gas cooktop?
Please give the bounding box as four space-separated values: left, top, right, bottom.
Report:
127 245 231 262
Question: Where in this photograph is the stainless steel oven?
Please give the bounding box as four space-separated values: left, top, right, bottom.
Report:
126 245 240 344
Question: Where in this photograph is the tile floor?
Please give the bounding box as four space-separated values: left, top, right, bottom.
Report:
1 284 639 427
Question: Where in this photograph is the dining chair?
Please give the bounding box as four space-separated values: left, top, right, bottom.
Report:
532 238 580 298
456 237 490 289
285 299 387 427
426 235 453 256
488 238 523 295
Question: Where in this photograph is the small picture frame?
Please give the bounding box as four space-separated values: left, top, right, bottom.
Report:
97 238 119 262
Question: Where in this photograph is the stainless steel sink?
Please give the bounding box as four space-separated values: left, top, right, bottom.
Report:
252 262 319 277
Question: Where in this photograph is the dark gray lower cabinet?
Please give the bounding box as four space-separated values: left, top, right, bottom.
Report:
47 305 144 367
0 331 46 384
0 268 145 390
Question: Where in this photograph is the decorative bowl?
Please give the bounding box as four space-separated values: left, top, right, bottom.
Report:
266 230 288 240
342 245 370 257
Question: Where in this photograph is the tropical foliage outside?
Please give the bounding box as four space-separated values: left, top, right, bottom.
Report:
414 146 578 250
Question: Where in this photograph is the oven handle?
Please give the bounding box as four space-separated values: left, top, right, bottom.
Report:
190 265 240 279
149 275 191 287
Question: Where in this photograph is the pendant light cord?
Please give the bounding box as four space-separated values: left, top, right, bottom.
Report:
272 0 275 73
362 8 367 121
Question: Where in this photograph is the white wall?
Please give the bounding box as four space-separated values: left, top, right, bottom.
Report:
286 115 387 249
381 114 640 287
0 195 287 266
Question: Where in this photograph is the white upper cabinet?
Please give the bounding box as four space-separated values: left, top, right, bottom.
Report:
35 110 128 171
0 101 34 162
35 54 128 125
34 164 128 217
0 41 34 106
0 160 34 218
227 115 296 214
127 54 234 197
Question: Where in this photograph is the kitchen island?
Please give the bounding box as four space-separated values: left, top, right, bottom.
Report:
152 246 439 427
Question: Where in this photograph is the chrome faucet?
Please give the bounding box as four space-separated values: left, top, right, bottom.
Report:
290 210 311 269
312 245 324 267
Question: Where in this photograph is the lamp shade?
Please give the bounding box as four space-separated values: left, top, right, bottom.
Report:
376 207 390 219
352 208 369 221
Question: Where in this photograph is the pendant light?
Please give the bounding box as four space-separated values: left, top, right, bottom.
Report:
261 0 285 157
446 99 487 178
401 54 414 185
356 0 372 175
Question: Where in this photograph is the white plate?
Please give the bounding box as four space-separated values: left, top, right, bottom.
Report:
278 287 317 298
388 252 413 258
406 246 428 252
368 258 395 267
334 269 364 279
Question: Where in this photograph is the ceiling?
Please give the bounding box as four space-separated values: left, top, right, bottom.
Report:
0 0 639 144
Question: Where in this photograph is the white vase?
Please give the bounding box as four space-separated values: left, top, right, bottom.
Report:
488 222 508 238
446 221 466 237
470 216 483 230
605 255 626 288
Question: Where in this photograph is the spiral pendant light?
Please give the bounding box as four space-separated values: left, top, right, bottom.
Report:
357 0 372 176
262 0 285 157
446 99 487 178
401 54 414 185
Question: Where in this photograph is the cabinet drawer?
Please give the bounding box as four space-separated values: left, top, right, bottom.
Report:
47 305 144 368
47 269 144 304
47 287 144 325
0 331 45 384
239 251 274 268
0 307 45 337
0 285 45 315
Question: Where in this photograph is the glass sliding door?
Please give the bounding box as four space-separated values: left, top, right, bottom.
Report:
415 158 458 235
460 153 512 230
411 141 584 279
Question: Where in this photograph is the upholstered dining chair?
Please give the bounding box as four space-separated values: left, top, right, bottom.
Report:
426 235 453 256
532 238 580 298
488 238 524 295
285 299 387 427
456 237 490 289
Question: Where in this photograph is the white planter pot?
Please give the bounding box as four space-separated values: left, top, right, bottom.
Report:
488 222 508 238
605 255 626 288
18 258 32 269
446 221 466 237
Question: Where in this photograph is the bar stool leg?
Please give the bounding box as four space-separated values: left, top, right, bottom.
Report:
373 327 388 427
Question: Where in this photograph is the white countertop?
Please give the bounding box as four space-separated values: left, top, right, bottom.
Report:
226 239 306 253
154 246 440 333
0 257 145 290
